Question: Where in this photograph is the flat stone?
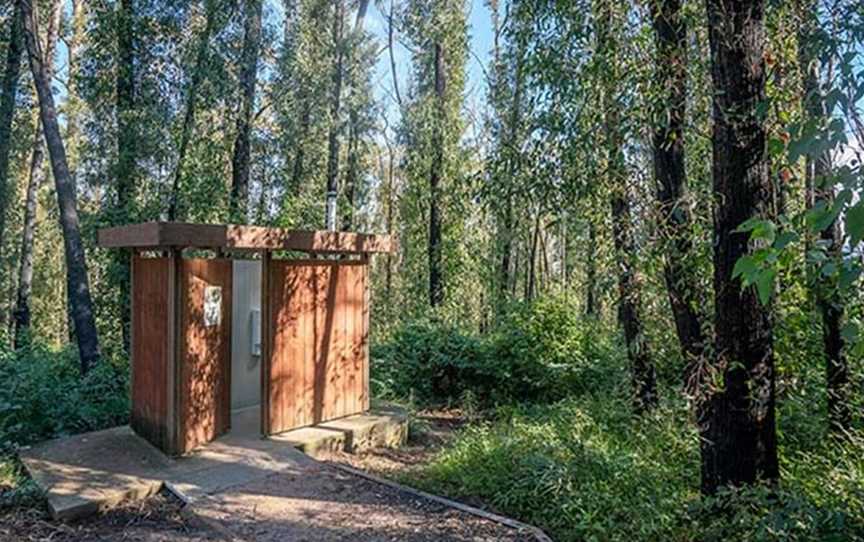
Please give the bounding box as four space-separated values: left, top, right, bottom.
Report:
269 426 347 457
19 406 409 520
19 426 169 521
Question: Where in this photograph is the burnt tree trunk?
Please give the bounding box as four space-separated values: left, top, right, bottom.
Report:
797 1 849 433
13 0 61 346
169 0 218 221
428 42 445 308
113 0 137 353
19 0 101 372
585 220 598 317
598 0 656 412
649 0 707 389
701 0 778 495
325 0 345 231
341 0 371 232
230 0 263 223
0 3 24 260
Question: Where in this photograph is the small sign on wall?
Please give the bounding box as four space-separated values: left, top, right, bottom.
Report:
204 286 222 327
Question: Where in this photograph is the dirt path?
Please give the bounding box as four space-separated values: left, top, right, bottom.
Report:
193 460 535 542
0 491 217 542
1 412 539 541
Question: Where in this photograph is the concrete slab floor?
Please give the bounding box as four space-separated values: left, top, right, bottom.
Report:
18 407 408 521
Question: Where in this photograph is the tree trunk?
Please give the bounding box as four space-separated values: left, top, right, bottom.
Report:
342 117 359 231
649 0 707 389
325 0 345 231
428 42 445 307
597 0 656 412
387 0 402 109
169 0 218 221
13 0 62 346
230 0 264 223
797 1 849 433
526 213 540 300
341 0 371 232
19 0 101 372
701 0 778 495
66 0 86 171
585 220 597 317
113 0 137 353
0 3 24 261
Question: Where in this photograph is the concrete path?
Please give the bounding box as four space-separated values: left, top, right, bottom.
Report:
18 409 545 541
19 408 407 521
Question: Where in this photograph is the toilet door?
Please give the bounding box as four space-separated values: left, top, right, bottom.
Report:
179 258 232 453
265 260 368 435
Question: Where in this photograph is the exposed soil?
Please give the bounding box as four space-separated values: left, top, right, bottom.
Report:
193 458 536 542
0 490 217 542
321 409 468 478
1 410 540 541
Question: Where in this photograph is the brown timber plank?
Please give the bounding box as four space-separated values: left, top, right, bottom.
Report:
98 222 394 254
131 256 170 451
179 259 231 453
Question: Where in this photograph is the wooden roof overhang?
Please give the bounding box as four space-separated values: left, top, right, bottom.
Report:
98 222 394 254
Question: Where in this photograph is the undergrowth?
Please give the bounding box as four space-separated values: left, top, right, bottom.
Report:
0 343 129 509
374 295 864 541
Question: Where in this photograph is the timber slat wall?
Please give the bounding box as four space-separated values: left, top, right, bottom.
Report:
267 260 368 434
179 259 232 453
131 256 171 450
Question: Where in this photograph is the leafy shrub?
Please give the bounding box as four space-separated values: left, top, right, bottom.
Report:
371 319 489 404
0 343 129 452
371 296 624 406
409 394 864 542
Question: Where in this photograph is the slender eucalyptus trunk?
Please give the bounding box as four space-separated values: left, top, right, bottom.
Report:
428 41 445 307
169 0 218 221
341 0 371 232
18 0 101 372
526 213 540 300
0 3 24 261
597 0 656 412
650 0 707 390
13 0 61 346
585 220 598 317
701 0 778 495
230 0 264 223
112 0 137 353
797 1 849 433
325 0 345 231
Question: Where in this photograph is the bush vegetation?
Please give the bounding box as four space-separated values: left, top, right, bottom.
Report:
0 343 128 508
372 295 864 541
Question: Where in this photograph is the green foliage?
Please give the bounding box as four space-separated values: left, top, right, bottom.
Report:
408 395 864 542
372 296 623 406
0 343 129 452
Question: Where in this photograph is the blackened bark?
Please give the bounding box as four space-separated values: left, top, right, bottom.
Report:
585 220 597 317
114 0 136 353
169 0 218 221
0 3 24 257
526 213 540 300
230 0 264 223
13 0 61 346
428 42 445 307
342 117 358 231
387 0 402 109
498 31 525 309
797 2 850 433
325 0 345 231
19 0 101 372
341 0 371 232
598 0 656 412
610 188 657 413
702 0 778 494
649 0 707 389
